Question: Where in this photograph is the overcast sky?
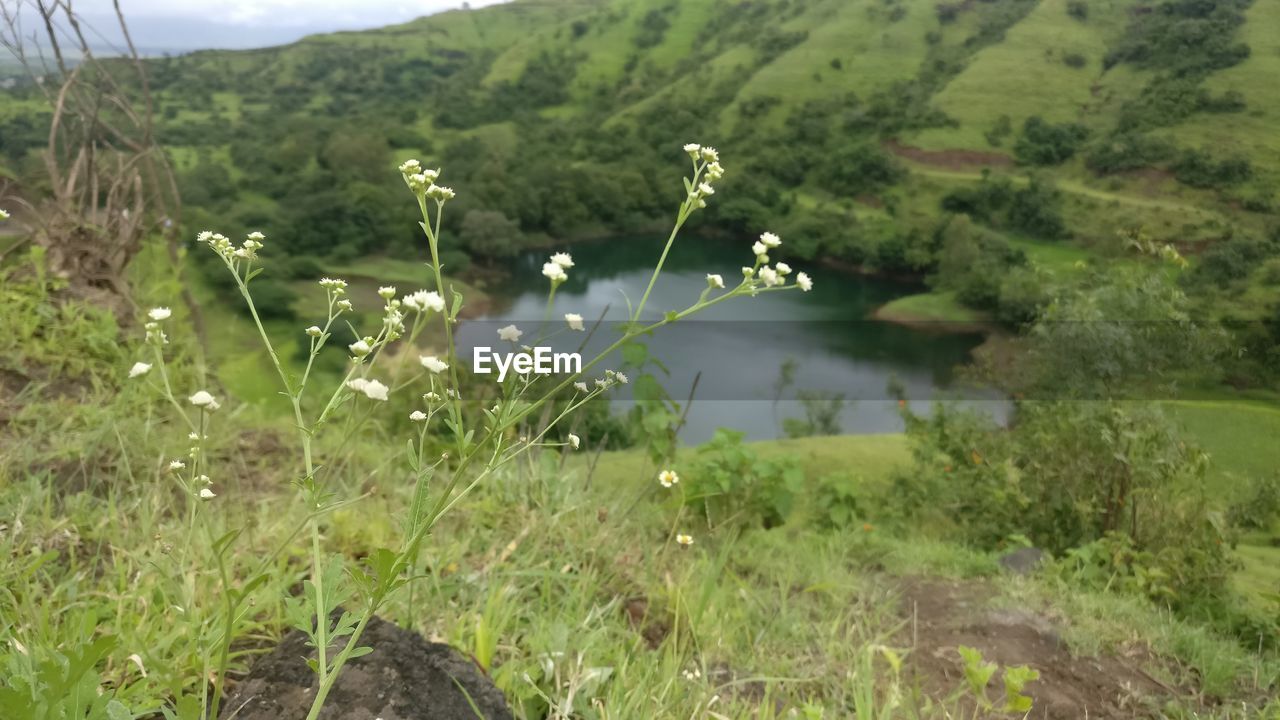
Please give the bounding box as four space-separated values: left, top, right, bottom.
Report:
4 0 510 51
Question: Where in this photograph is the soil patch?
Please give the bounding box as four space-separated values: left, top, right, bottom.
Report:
219 614 513 720
897 577 1174 719
883 139 1014 171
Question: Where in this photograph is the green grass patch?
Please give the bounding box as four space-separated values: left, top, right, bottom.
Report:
876 291 989 325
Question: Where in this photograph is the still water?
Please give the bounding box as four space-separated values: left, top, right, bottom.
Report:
456 235 1006 444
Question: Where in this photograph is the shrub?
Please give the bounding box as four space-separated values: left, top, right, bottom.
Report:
1062 52 1086 69
813 473 863 530
682 429 803 529
1009 177 1068 239
1066 0 1088 20
1013 116 1089 166
1085 133 1176 174
821 144 903 197
1173 149 1252 189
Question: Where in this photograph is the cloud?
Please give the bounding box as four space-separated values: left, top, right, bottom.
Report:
78 0 508 29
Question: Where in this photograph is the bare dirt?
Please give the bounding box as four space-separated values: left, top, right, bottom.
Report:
219 614 513 720
883 139 1014 171
898 577 1177 719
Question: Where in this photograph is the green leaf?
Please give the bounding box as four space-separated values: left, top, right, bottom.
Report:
451 289 463 314
106 699 133 720
347 646 375 659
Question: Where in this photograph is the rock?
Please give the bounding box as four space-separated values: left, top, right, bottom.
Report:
219 614 513 720
998 547 1045 576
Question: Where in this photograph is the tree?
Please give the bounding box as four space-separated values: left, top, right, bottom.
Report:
459 210 523 259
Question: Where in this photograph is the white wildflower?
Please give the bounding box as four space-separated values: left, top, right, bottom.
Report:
420 355 449 373
128 361 152 378
676 533 694 546
659 470 680 488
706 274 724 289
775 262 792 275
168 460 185 471
565 313 585 331
189 391 217 408
378 286 396 299
700 147 719 163
410 410 428 422
318 277 348 291
752 241 767 257
574 381 589 392
337 299 354 312
758 266 782 287
550 252 574 269
796 272 813 292
542 262 567 283
402 290 445 313
568 433 581 450
705 162 724 181
399 159 422 174
760 232 782 248
498 324 523 342
199 488 216 500
427 184 455 201
349 339 372 358
148 307 172 321
697 183 715 197
742 266 754 277
346 377 389 401
305 326 323 338
683 143 701 155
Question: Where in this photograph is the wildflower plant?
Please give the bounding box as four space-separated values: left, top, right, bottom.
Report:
132 143 812 718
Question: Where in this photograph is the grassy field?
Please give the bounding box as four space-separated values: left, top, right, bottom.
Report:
874 291 989 325
910 0 1142 151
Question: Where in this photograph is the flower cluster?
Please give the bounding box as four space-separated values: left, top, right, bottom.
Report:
198 231 265 263
741 232 813 293
346 377 389 401
143 305 172 346
399 159 454 201
682 143 725 210
189 390 221 412
402 289 445 313
542 252 573 284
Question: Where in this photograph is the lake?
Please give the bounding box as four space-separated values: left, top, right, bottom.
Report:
455 235 1007 443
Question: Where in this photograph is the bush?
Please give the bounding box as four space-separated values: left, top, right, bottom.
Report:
1009 177 1068 239
1187 233 1279 289
1085 133 1176 174
1062 52 1086 69
1173 149 1252 189
1013 116 1089 166
1226 474 1280 531
813 473 863 530
681 429 803 529
895 400 1235 607
821 144 903 197
1066 0 1088 20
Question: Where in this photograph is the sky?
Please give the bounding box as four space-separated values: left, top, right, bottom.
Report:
3 0 510 52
